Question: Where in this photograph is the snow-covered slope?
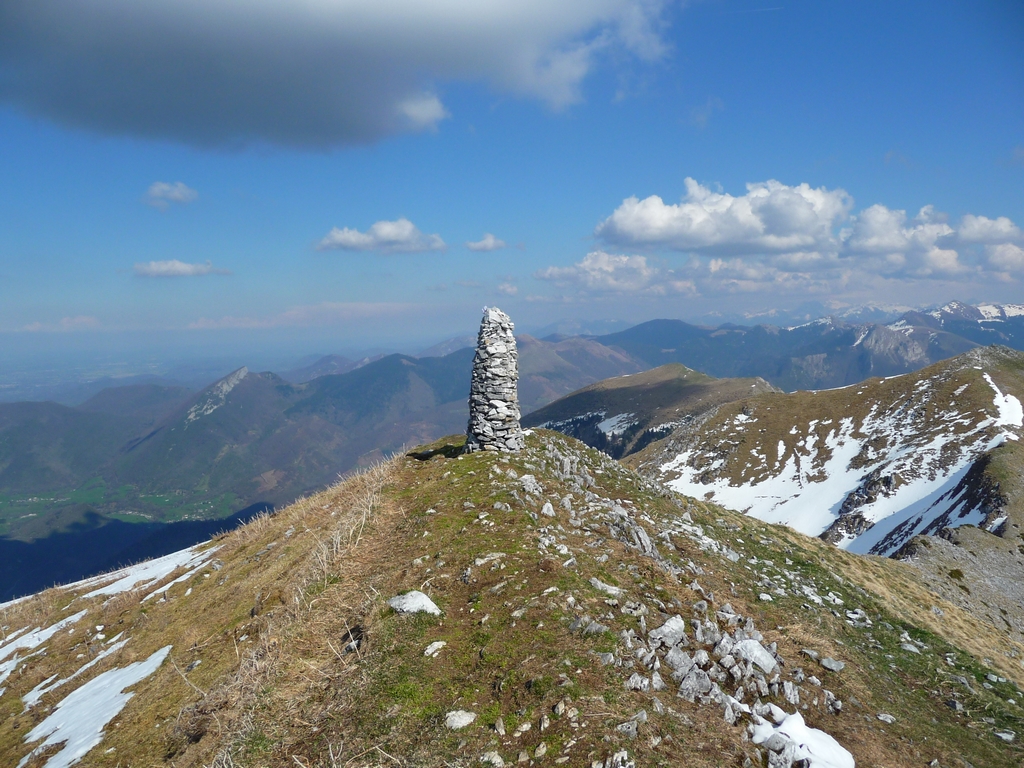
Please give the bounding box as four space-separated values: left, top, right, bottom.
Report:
632 347 1024 556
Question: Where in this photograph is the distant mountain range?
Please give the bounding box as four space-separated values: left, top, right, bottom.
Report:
590 301 1024 391
2 299 1023 597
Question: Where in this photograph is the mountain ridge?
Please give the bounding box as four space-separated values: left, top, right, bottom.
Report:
0 431 1021 766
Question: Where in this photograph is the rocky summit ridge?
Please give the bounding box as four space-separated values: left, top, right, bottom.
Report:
1 429 1023 767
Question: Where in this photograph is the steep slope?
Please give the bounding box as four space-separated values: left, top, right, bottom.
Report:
629 347 1024 558
1 431 1022 767
523 364 778 458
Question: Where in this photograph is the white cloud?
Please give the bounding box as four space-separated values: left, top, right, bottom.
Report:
958 214 1023 243
843 204 964 277
467 233 507 252
0 0 671 147
316 218 445 254
596 178 853 255
22 316 101 332
988 242 1024 273
134 260 229 277
594 178 1024 286
497 282 518 296
144 182 197 210
536 250 695 295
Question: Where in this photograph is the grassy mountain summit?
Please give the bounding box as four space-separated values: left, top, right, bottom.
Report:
1 432 1021 766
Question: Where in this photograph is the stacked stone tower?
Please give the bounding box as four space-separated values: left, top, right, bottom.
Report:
464 307 525 453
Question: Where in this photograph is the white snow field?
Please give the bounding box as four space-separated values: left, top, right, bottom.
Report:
658 365 1022 556
18 645 171 768
0 541 220 764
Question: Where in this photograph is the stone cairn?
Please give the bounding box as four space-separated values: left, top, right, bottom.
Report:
464 307 525 453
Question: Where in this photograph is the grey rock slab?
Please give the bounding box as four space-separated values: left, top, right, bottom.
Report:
677 668 712 702
819 657 845 673
589 577 623 597
648 615 688 649
388 590 441 615
446 710 478 729
733 639 778 675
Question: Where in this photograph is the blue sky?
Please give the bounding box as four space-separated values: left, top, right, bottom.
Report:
1 0 1022 370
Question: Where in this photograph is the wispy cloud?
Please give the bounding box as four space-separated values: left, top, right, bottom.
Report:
21 316 101 332
134 260 230 277
497 282 518 296
688 96 723 129
316 218 445 254
188 302 418 329
144 182 198 210
467 233 507 252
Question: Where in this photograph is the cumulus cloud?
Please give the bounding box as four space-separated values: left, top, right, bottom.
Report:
144 182 197 210
596 178 853 255
592 178 1024 287
134 260 229 277
843 204 964 277
316 218 445 254
958 214 1022 243
0 0 671 148
988 242 1024 273
535 250 695 295
467 233 507 252
188 302 417 329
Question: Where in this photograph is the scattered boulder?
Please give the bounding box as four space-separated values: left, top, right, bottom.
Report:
819 657 845 673
388 591 441 615
733 639 778 675
648 615 688 649
424 641 447 657
446 710 477 730
589 577 624 597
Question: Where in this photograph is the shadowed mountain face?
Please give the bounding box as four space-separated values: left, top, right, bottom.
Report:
523 363 778 458
0 338 647 595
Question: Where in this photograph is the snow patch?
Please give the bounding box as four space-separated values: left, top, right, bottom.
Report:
80 545 219 600
597 413 636 436
751 710 854 768
18 645 171 768
659 366 1024 555
22 639 129 709
984 373 1023 428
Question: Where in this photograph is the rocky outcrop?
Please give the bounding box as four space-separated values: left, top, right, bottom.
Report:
465 307 525 453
